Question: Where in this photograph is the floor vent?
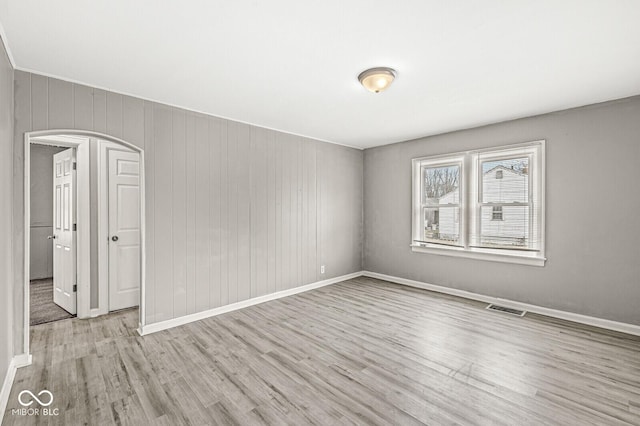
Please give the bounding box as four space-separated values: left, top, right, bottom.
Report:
486 304 526 317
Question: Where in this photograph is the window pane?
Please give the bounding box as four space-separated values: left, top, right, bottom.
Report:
424 207 460 244
481 157 528 203
479 205 531 248
424 165 460 205
491 206 503 220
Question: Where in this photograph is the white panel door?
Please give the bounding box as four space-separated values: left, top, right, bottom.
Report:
108 150 141 311
52 148 77 314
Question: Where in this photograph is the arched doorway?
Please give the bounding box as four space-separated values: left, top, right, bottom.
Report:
23 130 146 359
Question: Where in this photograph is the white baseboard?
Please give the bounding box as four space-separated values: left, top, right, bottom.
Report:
12 353 31 368
138 269 640 337
0 353 32 424
89 308 107 318
0 359 17 424
362 271 640 337
138 271 364 335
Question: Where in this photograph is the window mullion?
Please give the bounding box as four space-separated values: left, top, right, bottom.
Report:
462 153 472 249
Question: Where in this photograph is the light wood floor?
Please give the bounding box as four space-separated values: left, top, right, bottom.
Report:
4 277 640 425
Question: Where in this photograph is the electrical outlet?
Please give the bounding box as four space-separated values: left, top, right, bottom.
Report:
320 265 325 274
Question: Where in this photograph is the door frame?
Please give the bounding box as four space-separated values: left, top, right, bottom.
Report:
23 130 146 358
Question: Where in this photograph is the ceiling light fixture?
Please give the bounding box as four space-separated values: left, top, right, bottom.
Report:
358 67 397 93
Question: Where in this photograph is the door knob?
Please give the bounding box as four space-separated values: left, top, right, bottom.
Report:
111 236 119 242
47 235 57 240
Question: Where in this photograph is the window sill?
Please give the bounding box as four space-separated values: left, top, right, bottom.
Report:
410 243 546 267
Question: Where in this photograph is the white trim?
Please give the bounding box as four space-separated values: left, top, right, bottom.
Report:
362 271 640 337
31 134 88 145
127 267 640 337
12 354 31 368
0 359 18 423
138 271 364 335
410 244 546 267
96 140 108 317
23 130 147 361
77 141 91 317
539 140 546 262
413 156 465 248
0 354 32 424
22 137 30 357
14 67 362 151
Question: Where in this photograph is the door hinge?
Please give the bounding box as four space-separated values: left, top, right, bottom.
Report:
73 284 77 292
73 162 77 170
73 223 77 231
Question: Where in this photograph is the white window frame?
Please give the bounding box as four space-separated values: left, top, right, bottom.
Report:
417 157 465 247
411 140 546 267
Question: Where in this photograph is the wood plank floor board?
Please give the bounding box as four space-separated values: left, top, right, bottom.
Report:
166 346 220 409
234 310 325 365
109 394 150 426
163 376 211 425
101 353 136 403
205 396 257 426
262 351 365 424
255 354 392 426
74 354 115 426
244 404 288 426
239 309 368 373
4 277 640 425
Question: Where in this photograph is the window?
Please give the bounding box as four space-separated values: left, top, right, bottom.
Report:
420 161 462 246
491 206 503 220
411 141 545 266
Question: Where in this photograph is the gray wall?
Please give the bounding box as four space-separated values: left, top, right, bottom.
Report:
13 71 363 352
29 144 65 279
364 96 640 326
0 37 13 398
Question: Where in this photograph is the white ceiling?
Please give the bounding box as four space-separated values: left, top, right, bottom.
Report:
1 1 640 149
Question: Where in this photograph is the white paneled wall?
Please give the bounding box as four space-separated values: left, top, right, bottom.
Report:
13 71 363 349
